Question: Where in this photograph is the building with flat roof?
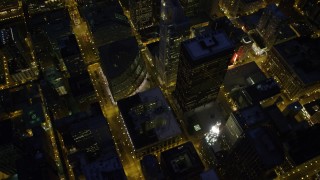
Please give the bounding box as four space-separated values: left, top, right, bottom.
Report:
129 0 160 30
0 119 22 175
58 34 86 77
140 154 164 180
55 104 126 179
220 0 265 17
257 4 288 48
56 107 113 158
200 169 220 180
238 7 296 54
0 0 22 22
68 71 96 106
263 37 320 100
28 9 71 37
160 141 204 179
179 0 200 17
99 37 146 101
0 24 38 83
223 127 284 180
222 105 269 148
223 61 266 92
81 152 127 180
239 0 266 15
236 78 281 109
30 9 72 40
303 99 320 124
80 0 132 46
118 88 182 157
174 31 235 112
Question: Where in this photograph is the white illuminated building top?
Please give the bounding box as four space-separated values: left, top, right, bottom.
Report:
205 122 221 146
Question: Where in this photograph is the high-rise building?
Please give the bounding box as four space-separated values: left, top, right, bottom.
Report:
221 105 269 149
256 4 288 48
55 104 127 179
129 0 161 30
220 0 265 17
174 31 235 112
140 154 165 180
160 142 204 179
80 0 132 47
219 0 241 17
0 0 22 21
157 0 189 91
0 24 39 83
99 37 147 101
223 127 284 180
118 88 182 157
0 119 22 175
58 34 86 77
276 124 320 179
295 0 320 28
179 0 200 17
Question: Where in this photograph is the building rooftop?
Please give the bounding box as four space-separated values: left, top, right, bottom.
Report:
0 119 13 145
181 31 235 64
274 37 320 84
243 78 280 103
30 9 71 39
210 16 246 46
265 4 287 20
303 99 320 117
287 124 320 165
160 141 204 179
81 1 132 46
223 61 266 92
68 72 95 98
0 0 19 11
200 169 220 180
234 105 269 128
264 105 291 135
117 88 181 150
161 0 188 25
239 9 263 30
140 154 164 180
246 127 284 169
22 103 45 129
55 104 114 158
146 41 159 59
82 152 126 180
240 6 295 44
58 34 81 58
0 84 40 112
99 37 139 79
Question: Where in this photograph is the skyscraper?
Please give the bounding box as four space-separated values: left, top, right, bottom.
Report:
179 0 200 17
129 0 160 30
174 31 235 112
158 0 189 91
223 127 284 180
99 37 147 101
256 4 288 48
219 0 241 17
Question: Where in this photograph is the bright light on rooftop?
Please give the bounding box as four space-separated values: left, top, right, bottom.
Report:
205 122 221 146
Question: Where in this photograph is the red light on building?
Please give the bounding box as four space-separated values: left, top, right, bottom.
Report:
231 53 238 64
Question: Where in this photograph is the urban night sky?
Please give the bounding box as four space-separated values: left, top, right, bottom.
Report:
0 0 320 179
